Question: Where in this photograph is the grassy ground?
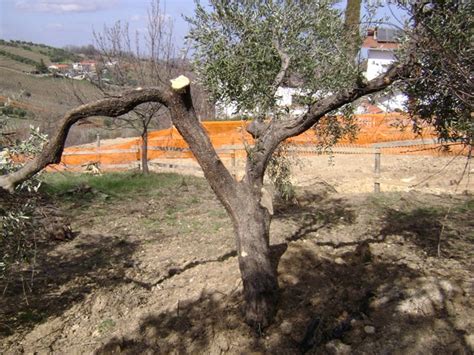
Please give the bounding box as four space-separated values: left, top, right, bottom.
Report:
41 172 190 199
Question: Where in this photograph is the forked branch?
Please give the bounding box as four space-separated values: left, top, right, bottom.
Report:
248 62 411 181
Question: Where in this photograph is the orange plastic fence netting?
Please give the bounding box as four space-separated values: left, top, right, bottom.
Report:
48 114 467 170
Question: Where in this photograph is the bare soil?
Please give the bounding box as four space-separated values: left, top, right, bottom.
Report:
0 154 473 354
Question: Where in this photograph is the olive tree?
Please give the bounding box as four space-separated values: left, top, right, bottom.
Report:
398 0 473 145
1 0 461 328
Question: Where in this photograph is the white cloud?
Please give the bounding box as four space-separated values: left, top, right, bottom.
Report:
15 0 118 13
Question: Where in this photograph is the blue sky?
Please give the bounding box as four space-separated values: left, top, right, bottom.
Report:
0 0 199 47
0 0 406 49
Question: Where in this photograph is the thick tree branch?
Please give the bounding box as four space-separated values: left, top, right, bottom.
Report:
248 62 410 181
0 75 240 223
280 63 409 138
0 87 172 192
167 77 239 214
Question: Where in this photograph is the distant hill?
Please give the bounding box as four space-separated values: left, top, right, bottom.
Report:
0 40 108 146
0 39 81 72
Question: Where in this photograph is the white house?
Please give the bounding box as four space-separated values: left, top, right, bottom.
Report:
361 27 407 112
219 28 407 118
363 28 400 80
218 87 308 118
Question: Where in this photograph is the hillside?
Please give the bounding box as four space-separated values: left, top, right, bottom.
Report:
0 40 109 145
0 39 80 72
0 66 104 143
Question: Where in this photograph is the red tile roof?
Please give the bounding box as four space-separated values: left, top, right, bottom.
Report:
362 28 400 50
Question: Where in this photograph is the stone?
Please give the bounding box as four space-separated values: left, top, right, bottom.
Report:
364 325 376 335
465 334 474 351
280 320 293 335
325 339 352 355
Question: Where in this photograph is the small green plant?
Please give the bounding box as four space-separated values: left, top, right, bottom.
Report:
35 59 49 74
97 319 116 334
0 106 29 119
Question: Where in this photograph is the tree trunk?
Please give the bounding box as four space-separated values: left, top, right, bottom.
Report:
233 184 279 329
141 128 149 174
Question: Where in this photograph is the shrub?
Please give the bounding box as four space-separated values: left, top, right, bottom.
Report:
0 126 48 278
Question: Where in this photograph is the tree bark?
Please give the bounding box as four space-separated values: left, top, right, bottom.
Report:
141 127 149 174
168 82 278 329
233 183 278 329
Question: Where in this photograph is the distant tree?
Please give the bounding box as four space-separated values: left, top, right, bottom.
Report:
94 0 178 173
35 59 49 74
344 0 362 57
64 44 98 57
94 0 214 173
0 0 470 329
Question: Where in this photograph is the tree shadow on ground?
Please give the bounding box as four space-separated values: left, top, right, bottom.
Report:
380 203 474 260
95 192 471 354
0 232 140 337
273 188 357 243
95 239 470 354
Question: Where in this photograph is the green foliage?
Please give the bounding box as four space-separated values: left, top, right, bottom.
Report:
0 199 39 277
38 47 80 63
0 126 48 278
187 0 361 115
97 319 116 334
399 0 473 144
1 126 47 191
0 106 29 119
267 144 295 201
313 104 359 149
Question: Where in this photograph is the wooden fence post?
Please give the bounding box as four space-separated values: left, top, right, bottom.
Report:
374 147 381 193
231 149 236 179
96 133 101 166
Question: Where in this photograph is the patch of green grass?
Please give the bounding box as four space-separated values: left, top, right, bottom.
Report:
207 208 228 219
211 221 225 232
189 196 200 204
97 319 116 334
40 172 195 200
453 198 474 213
367 192 404 208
